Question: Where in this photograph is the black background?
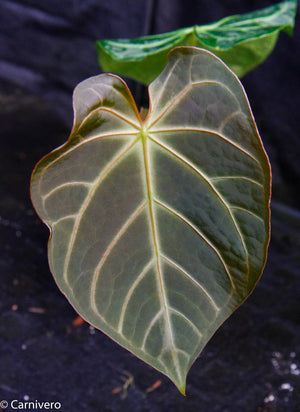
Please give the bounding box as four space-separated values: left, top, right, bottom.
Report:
0 1 299 411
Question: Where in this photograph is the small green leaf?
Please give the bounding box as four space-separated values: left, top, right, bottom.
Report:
96 0 297 83
31 47 271 393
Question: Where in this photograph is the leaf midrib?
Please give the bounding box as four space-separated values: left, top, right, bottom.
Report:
141 128 181 380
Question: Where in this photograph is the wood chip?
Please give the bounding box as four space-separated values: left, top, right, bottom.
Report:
146 379 162 393
72 315 85 327
111 387 122 395
28 307 46 314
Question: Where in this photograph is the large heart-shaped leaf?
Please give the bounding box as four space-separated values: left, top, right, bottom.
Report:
96 0 297 84
31 47 271 394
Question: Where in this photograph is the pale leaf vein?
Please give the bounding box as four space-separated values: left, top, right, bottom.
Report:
141 309 163 350
90 201 147 317
63 138 139 285
169 307 202 339
154 199 235 290
211 176 263 187
231 206 264 223
148 80 240 128
142 135 182 380
150 137 249 269
149 128 259 164
42 181 92 203
162 254 220 312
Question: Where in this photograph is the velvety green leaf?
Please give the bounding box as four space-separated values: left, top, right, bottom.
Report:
96 0 297 83
31 47 271 394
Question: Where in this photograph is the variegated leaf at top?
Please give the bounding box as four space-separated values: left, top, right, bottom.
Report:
31 47 271 394
96 0 297 83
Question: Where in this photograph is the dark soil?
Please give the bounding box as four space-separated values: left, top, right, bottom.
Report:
0 1 300 411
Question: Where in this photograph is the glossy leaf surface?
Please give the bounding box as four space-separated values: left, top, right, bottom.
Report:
96 0 297 84
31 47 271 393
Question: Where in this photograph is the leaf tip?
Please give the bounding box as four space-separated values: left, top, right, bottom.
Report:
177 382 186 396
180 389 186 397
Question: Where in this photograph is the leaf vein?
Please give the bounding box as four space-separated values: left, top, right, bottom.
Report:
78 107 140 132
142 133 182 380
90 201 147 317
169 307 203 339
51 214 77 226
150 137 249 269
162 254 220 312
211 176 263 187
63 138 139 285
148 80 240 128
38 132 138 207
42 181 92 203
141 309 163 350
154 199 236 290
149 128 259 164
231 206 264 223
116 259 154 334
